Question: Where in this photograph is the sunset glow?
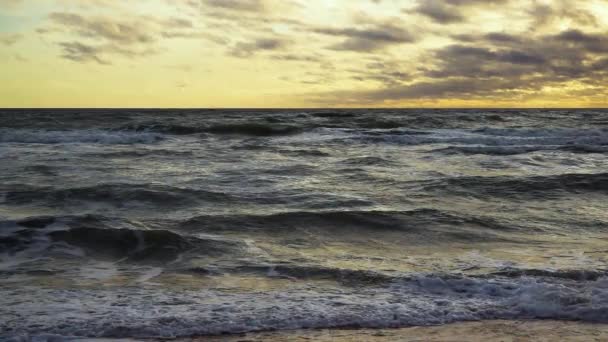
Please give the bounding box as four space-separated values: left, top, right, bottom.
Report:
1 0 608 107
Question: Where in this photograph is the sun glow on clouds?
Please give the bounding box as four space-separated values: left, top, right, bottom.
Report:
0 0 607 108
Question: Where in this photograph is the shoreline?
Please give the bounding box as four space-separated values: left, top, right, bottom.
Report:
187 320 608 341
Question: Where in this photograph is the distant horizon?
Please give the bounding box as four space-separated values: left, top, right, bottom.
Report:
2 107 608 110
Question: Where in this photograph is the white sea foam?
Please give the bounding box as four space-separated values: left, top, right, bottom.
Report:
135 267 163 284
272 128 608 156
0 129 164 144
2 274 607 339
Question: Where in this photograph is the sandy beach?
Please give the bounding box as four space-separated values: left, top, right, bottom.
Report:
196 320 608 342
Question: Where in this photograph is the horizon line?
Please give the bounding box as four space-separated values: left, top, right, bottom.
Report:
1 107 608 110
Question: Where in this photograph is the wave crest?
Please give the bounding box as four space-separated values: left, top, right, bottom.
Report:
1 215 243 263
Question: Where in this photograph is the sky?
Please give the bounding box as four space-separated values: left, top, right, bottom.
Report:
1 0 608 108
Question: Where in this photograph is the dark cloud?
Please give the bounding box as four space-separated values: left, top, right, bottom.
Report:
423 44 548 81
57 41 108 64
452 32 527 44
484 32 522 43
553 29 608 53
229 37 289 57
413 1 464 24
314 24 415 52
527 1 597 30
311 26 608 104
438 28 608 78
57 41 159 65
368 78 521 100
308 78 514 105
409 0 511 24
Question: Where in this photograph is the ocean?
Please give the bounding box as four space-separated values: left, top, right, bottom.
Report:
1 109 608 339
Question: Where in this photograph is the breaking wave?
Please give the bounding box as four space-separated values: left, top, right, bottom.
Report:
0 215 243 263
3 271 607 338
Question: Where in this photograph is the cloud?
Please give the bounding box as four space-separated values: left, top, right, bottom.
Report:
44 11 216 64
57 41 109 64
427 44 546 77
527 0 597 30
314 24 416 52
8 0 608 107
48 12 155 44
413 0 464 24
0 33 22 45
553 29 608 53
57 41 159 65
270 54 324 62
348 60 410 86
203 0 265 12
409 0 511 24
310 24 608 105
229 37 290 57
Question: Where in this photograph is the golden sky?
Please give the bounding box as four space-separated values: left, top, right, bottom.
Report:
1 0 608 107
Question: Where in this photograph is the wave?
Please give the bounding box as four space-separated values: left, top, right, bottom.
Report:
181 209 517 241
123 122 302 136
311 111 357 118
421 172 608 199
437 144 608 155
3 183 234 207
232 264 608 284
120 123 205 135
340 156 396 166
231 264 397 285
489 268 608 281
4 269 607 338
49 227 239 262
350 128 608 152
205 123 301 136
0 128 164 144
2 184 378 212
1 215 243 263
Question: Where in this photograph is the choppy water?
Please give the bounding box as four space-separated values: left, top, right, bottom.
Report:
1 109 608 339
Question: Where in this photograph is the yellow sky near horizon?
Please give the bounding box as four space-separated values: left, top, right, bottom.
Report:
1 0 608 108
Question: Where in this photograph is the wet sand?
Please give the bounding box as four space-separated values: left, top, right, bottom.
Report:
194 320 608 342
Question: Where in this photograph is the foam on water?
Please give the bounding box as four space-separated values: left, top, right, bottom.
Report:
3 109 608 339
272 127 608 156
2 274 607 339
